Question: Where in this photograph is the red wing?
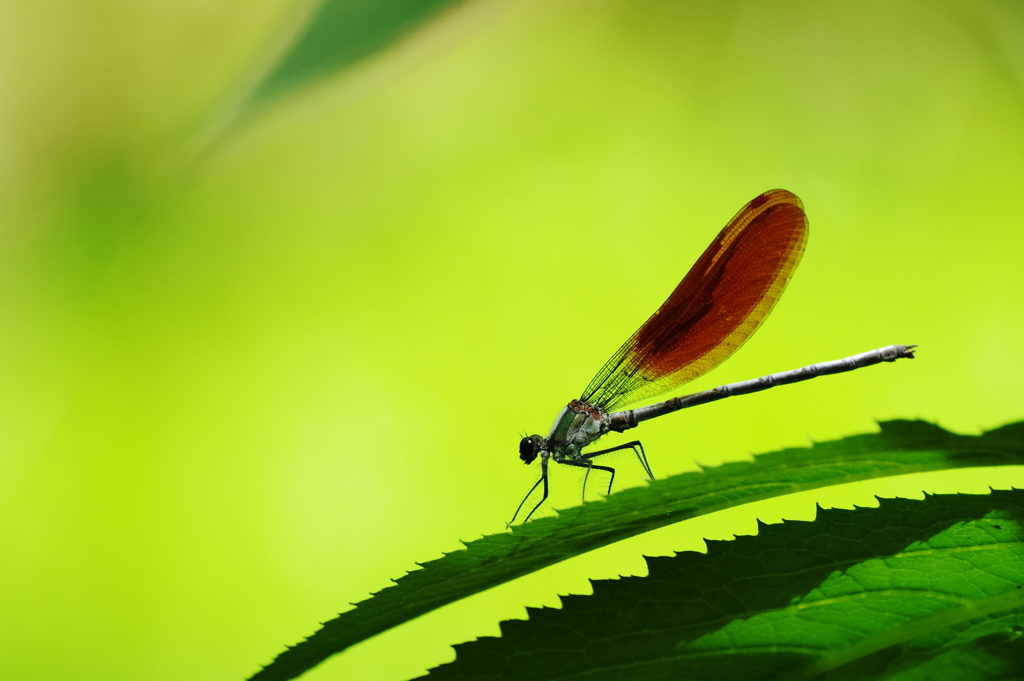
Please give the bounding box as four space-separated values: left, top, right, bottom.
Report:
581 189 808 411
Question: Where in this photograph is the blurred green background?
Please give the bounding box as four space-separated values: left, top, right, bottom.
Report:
2 1 1023 680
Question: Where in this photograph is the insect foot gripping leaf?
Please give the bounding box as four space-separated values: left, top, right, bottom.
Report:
421 489 1024 681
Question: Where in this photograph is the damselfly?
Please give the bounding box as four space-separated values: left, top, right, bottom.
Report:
511 189 914 524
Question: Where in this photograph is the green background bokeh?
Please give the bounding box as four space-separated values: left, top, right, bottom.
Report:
2 1 1023 679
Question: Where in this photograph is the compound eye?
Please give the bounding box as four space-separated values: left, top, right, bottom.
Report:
518 436 539 464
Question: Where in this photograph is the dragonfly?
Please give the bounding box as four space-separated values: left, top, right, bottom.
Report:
511 189 915 525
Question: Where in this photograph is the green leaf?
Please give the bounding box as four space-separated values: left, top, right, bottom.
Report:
422 489 1024 680
252 0 466 105
247 420 1024 680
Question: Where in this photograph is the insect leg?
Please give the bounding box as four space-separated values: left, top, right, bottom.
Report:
508 453 550 526
560 458 617 499
581 440 654 481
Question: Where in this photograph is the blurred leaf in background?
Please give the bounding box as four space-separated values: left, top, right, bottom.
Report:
1 1 1023 681
250 0 468 104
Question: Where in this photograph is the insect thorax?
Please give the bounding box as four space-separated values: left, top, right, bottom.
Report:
546 400 608 461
